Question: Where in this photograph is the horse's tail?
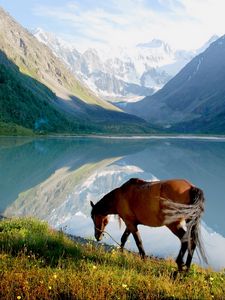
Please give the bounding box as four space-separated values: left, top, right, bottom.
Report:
162 186 207 264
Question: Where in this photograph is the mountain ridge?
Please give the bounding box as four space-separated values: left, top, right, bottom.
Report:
0 7 119 111
125 35 225 134
32 28 196 102
33 28 219 104
0 7 154 134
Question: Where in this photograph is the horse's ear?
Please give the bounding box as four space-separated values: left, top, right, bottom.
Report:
90 201 95 208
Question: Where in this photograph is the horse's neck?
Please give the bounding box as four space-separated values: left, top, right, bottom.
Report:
97 192 117 215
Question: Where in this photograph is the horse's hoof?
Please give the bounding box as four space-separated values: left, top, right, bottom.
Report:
177 262 186 272
171 270 179 280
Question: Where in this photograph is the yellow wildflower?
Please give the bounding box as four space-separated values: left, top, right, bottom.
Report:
53 274 57 279
93 265 97 269
17 297 21 300
122 283 129 291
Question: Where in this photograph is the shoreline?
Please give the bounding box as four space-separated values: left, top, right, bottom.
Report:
1 134 225 141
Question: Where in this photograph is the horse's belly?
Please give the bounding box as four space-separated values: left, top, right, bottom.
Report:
139 213 164 227
135 203 164 227
128 186 164 227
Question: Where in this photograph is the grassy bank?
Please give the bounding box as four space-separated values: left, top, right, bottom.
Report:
0 122 35 136
0 218 224 299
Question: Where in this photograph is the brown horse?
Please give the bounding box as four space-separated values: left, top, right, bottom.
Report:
90 178 207 271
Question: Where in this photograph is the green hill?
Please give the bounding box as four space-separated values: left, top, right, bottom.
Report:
0 218 224 299
0 54 82 134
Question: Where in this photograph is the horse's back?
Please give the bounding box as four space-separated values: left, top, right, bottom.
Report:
116 178 194 227
116 178 161 226
160 179 193 204
121 178 146 187
121 178 193 200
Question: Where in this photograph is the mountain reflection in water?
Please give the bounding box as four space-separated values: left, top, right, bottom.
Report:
1 136 225 270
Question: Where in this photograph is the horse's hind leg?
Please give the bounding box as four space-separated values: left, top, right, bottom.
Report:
120 228 130 252
185 241 196 271
185 226 197 271
167 224 188 271
176 241 188 271
175 225 197 271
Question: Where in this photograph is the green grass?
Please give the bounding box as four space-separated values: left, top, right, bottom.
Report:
0 122 35 136
0 218 225 299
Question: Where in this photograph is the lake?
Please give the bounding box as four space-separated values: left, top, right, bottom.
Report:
1 136 225 270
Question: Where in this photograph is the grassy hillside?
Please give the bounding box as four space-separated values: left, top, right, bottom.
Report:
0 122 34 136
0 60 82 134
0 55 154 135
0 7 119 112
0 218 224 299
0 7 156 135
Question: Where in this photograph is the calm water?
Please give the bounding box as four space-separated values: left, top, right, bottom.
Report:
1 136 225 270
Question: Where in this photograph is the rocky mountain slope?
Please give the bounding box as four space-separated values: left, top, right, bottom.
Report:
125 35 225 134
0 7 153 134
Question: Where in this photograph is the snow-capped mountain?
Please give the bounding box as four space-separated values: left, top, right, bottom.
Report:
125 34 225 134
32 28 218 103
197 34 219 54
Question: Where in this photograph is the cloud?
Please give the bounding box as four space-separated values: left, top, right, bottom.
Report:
33 0 225 50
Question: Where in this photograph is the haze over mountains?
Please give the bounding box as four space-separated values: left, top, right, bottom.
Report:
0 7 153 134
32 28 218 103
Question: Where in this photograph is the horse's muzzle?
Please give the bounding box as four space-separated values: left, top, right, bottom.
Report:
95 230 103 241
95 228 103 241
95 235 102 242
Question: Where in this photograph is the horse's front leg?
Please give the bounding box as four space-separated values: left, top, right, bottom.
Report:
125 222 145 258
120 228 130 252
132 229 146 259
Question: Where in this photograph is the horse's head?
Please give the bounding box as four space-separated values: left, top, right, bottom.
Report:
90 201 109 241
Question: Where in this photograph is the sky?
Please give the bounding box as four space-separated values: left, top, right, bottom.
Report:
1 0 225 51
